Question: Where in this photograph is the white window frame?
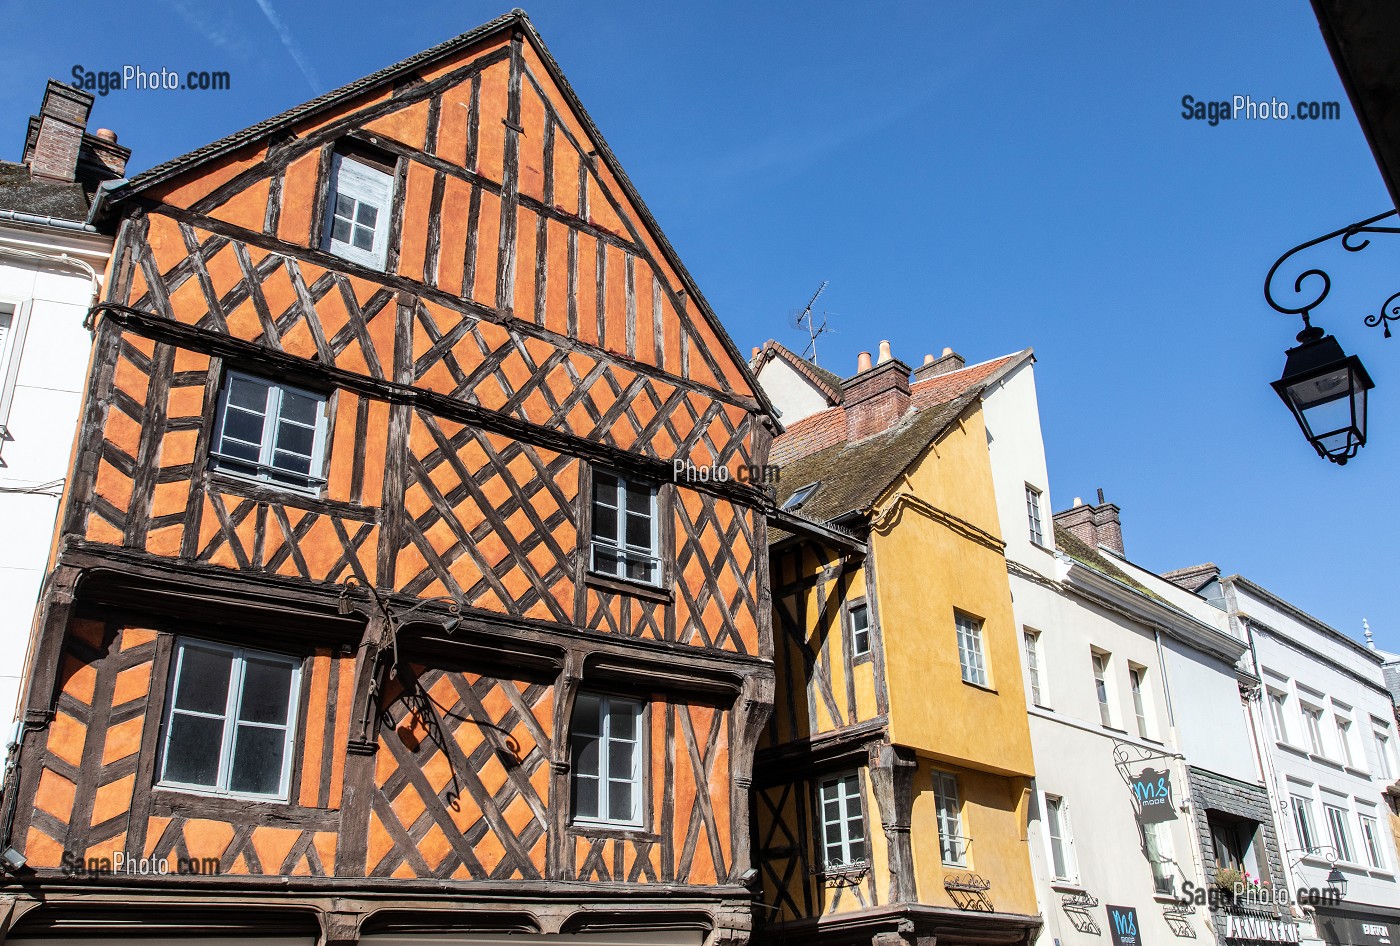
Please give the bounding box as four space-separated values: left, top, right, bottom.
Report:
817 770 867 869
1092 649 1114 727
1303 705 1326 756
1269 690 1291 744
1143 819 1177 895
933 769 968 867
956 613 988 688
0 298 33 433
589 470 662 587
211 371 330 494
1292 792 1319 853
1024 629 1045 707
1025 484 1045 546
570 693 645 828
1045 793 1077 881
157 638 301 801
848 599 871 658
1335 716 1355 767
323 151 394 270
1375 729 1395 780
1358 810 1387 870
1129 664 1151 739
1324 802 1355 863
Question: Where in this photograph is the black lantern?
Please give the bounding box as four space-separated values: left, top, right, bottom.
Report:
1272 326 1374 464
1326 866 1348 899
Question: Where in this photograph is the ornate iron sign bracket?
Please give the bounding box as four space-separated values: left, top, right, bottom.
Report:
1265 208 1400 339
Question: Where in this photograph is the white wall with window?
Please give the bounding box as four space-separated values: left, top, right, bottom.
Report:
0 221 112 737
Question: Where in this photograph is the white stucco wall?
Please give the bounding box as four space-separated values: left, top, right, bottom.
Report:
0 223 109 730
980 357 1057 578
754 355 832 425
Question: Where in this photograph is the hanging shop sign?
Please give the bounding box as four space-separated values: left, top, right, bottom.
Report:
1108 905 1142 946
1130 767 1177 823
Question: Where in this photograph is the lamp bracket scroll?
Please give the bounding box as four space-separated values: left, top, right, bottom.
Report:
1265 208 1400 340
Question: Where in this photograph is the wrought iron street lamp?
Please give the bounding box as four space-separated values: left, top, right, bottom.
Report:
1272 323 1374 465
1326 866 1348 899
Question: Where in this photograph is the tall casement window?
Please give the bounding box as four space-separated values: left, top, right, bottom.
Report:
1208 813 1257 873
1358 811 1387 869
0 299 32 431
323 150 394 269
570 693 644 827
1092 650 1113 727
1323 802 1354 862
590 471 660 586
1335 717 1354 767
1374 729 1394 779
1129 665 1150 739
956 613 988 687
818 771 867 869
1143 821 1177 895
1025 484 1045 546
211 372 329 493
933 770 968 867
1268 691 1291 743
848 600 871 658
158 639 301 800
1045 794 1076 881
1291 793 1318 852
1023 630 1044 706
1303 705 1326 755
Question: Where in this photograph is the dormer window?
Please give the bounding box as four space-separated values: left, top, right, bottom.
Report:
323 150 393 270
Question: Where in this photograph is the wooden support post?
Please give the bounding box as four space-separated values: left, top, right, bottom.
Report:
868 741 919 904
546 648 585 880
728 670 774 882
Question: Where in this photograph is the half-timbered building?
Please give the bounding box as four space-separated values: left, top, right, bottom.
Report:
0 12 776 946
753 341 1042 946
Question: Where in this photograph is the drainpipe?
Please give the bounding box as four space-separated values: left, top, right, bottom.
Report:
0 209 97 233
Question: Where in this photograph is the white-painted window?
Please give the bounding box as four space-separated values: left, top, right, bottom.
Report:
324 152 393 269
1292 793 1318 853
1359 811 1387 870
570 693 643 827
817 770 867 868
848 600 870 657
1143 820 1176 895
1045 794 1076 881
1129 664 1150 739
590 471 660 586
158 639 300 800
1269 691 1291 744
956 613 987 687
1092 650 1113 727
1303 706 1325 755
933 769 968 867
211 372 329 493
1335 717 1354 767
0 299 33 432
1375 729 1394 779
1324 803 1354 863
1025 484 1045 546
1024 630 1044 706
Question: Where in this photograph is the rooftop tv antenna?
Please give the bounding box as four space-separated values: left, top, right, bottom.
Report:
788 281 832 363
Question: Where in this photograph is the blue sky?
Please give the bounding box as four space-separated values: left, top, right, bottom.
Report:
3 0 1396 650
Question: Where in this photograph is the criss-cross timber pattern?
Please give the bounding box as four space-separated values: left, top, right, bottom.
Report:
368 667 552 880
145 817 338 877
122 215 756 473
194 489 378 585
396 413 577 620
755 781 813 922
23 618 158 869
673 490 759 654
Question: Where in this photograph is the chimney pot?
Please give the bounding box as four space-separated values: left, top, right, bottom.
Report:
878 340 892 364
923 354 935 365
942 347 954 356
751 346 760 360
911 347 968 383
857 351 872 372
94 128 118 143
842 350 911 441
1073 497 1082 507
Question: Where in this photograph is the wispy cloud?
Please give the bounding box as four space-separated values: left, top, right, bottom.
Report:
156 0 251 57
254 0 322 95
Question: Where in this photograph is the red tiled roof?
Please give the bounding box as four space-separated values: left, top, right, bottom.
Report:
769 351 1027 467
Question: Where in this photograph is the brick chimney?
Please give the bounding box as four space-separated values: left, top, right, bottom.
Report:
843 340 911 441
1161 563 1220 594
1052 490 1125 556
20 80 128 186
913 347 967 382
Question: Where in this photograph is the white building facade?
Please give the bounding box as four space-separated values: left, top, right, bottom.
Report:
0 80 126 730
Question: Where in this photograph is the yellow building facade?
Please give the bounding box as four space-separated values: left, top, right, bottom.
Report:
752 342 1040 946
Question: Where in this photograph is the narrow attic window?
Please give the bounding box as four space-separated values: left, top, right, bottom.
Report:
323 149 394 270
782 481 820 512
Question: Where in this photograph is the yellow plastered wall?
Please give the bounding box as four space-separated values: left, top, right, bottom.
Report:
909 760 1036 915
